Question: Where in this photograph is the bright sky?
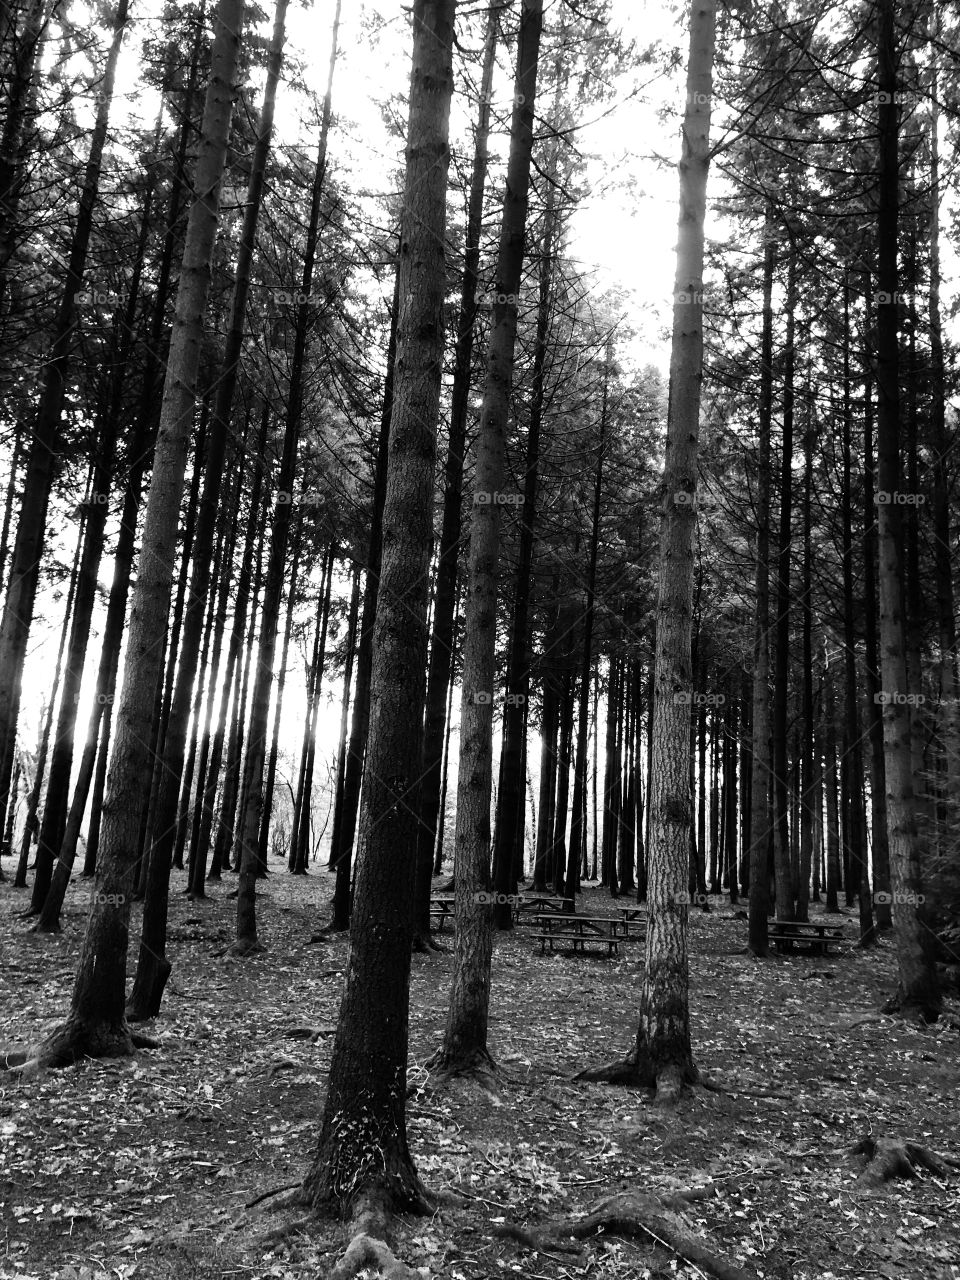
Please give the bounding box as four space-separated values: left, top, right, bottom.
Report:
16 0 692 783
16 0 954 853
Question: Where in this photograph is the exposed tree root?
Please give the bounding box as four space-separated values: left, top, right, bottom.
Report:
492 1188 756 1280
245 1182 301 1210
573 1050 699 1103
329 1232 420 1279
699 1072 793 1101
267 1187 428 1279
852 1135 958 1186
1 1018 160 1072
425 1044 502 1100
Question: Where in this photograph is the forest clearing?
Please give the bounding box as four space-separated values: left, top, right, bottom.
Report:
1 0 959 1276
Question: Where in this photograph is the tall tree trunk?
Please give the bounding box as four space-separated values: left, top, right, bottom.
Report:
290 541 332 875
490 150 559 930
0 0 50 301
533 588 561 891
874 0 939 1020
328 265 399 931
748 229 775 956
138 398 209 881
301 0 456 1219
0 0 130 843
414 0 499 944
219 508 267 876
182 476 246 876
797 416 814 923
325 559 359 869
585 0 715 1100
128 0 288 1012
552 650 575 890
0 430 23 601
771 252 796 922
840 277 875 947
432 0 544 1079
14 0 246 1068
862 291 891 928
434 637 457 875
35 102 168 923
565 353 608 912
824 666 841 913
233 1 340 953
62 26 205 887
14 498 86 888
260 524 306 873
926 54 958 893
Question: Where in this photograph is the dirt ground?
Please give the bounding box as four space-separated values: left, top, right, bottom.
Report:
1 857 958 1280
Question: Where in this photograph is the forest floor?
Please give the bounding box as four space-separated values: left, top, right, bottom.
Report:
1 857 959 1280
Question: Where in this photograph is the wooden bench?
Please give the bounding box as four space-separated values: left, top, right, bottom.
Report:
769 919 844 955
533 914 620 957
429 896 455 929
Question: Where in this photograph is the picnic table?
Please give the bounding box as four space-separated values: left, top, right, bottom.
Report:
613 904 647 937
429 895 455 929
514 894 573 923
615 904 646 921
769 919 844 955
533 914 620 957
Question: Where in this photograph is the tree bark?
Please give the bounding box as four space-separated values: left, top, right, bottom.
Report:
289 541 332 875
232 1 340 952
14 498 86 889
490 152 559 930
747 228 775 956
20 0 246 1066
771 251 796 922
565 354 608 913
0 0 130 844
432 0 543 1079
615 0 715 1100
301 0 456 1216
328 265 398 929
413 0 499 944
325 559 360 868
840 276 874 946
874 0 939 1020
